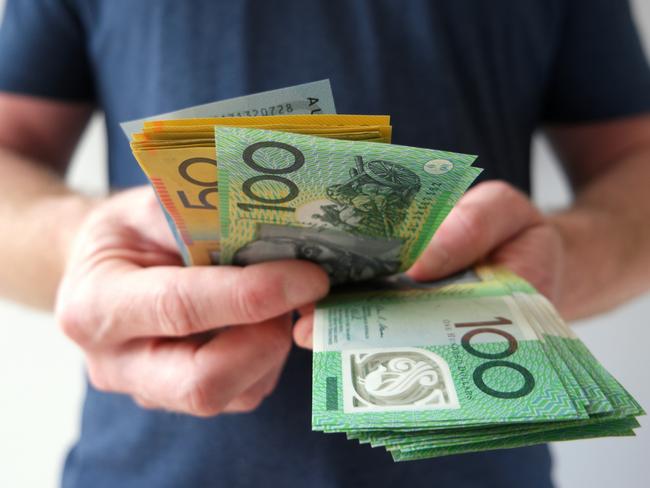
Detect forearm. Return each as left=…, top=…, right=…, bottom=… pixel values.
left=0, top=146, right=95, bottom=309
left=550, top=149, right=650, bottom=320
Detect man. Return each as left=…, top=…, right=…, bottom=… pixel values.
left=1, top=1, right=649, bottom=487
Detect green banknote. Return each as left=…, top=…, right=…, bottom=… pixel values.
left=216, top=127, right=481, bottom=283
left=311, top=269, right=643, bottom=461
left=311, top=283, right=581, bottom=430
left=390, top=417, right=639, bottom=461
left=484, top=268, right=644, bottom=418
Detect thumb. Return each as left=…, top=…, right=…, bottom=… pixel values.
left=408, top=181, right=542, bottom=281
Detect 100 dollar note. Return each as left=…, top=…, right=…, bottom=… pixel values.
left=313, top=269, right=642, bottom=461
left=311, top=282, right=581, bottom=430
left=216, top=127, right=481, bottom=282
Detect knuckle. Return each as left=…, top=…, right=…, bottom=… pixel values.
left=260, top=372, right=282, bottom=398
left=266, top=376, right=282, bottom=396
left=266, top=325, right=292, bottom=357
left=483, top=179, right=516, bottom=197
left=154, top=280, right=198, bottom=336
left=56, top=275, right=110, bottom=346
left=231, top=276, right=272, bottom=324
left=261, top=381, right=277, bottom=398
left=55, top=293, right=91, bottom=345
left=182, top=374, right=224, bottom=417
left=234, top=393, right=265, bottom=412
left=484, top=181, right=538, bottom=217
left=500, top=184, right=531, bottom=211
left=133, top=397, right=154, bottom=410
left=86, top=359, right=111, bottom=392
left=454, top=200, right=486, bottom=244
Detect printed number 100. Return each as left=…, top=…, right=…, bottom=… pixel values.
left=237, top=141, right=305, bottom=213
left=454, top=317, right=535, bottom=399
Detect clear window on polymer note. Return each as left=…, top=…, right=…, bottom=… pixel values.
left=232, top=223, right=403, bottom=284
left=343, top=347, right=460, bottom=412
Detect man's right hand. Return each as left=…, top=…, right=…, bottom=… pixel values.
left=55, top=186, right=330, bottom=416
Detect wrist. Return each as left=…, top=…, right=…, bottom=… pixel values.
left=44, top=194, right=101, bottom=273
left=28, top=193, right=100, bottom=304
left=547, top=207, right=626, bottom=319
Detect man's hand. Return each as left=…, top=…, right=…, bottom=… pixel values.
left=293, top=181, right=565, bottom=349
left=55, top=186, right=330, bottom=416
left=406, top=181, right=564, bottom=300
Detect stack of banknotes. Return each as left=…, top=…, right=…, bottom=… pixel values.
left=313, top=267, right=643, bottom=461
left=125, top=80, right=643, bottom=461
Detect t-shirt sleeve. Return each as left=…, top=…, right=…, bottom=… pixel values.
left=542, top=0, right=650, bottom=123
left=0, top=0, right=95, bottom=102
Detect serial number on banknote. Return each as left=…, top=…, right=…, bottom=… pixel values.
left=223, top=103, right=323, bottom=118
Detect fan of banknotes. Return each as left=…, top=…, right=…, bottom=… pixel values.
left=125, top=80, right=643, bottom=461
left=313, top=267, right=643, bottom=461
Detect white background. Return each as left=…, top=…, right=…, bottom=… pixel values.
left=0, top=1, right=649, bottom=487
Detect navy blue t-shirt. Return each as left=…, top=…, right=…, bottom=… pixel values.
left=1, top=1, right=649, bottom=487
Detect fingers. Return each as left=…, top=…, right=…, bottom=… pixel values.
left=133, top=365, right=283, bottom=414
left=293, top=313, right=315, bottom=350
left=58, top=259, right=329, bottom=346
left=132, top=358, right=285, bottom=414
left=222, top=366, right=284, bottom=413
left=89, top=315, right=293, bottom=416
left=104, top=186, right=181, bottom=255
left=490, top=224, right=565, bottom=302
left=296, top=303, right=315, bottom=317
left=407, top=181, right=543, bottom=282
left=292, top=303, right=317, bottom=349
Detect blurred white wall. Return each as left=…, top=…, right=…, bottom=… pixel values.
left=0, top=1, right=648, bottom=487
